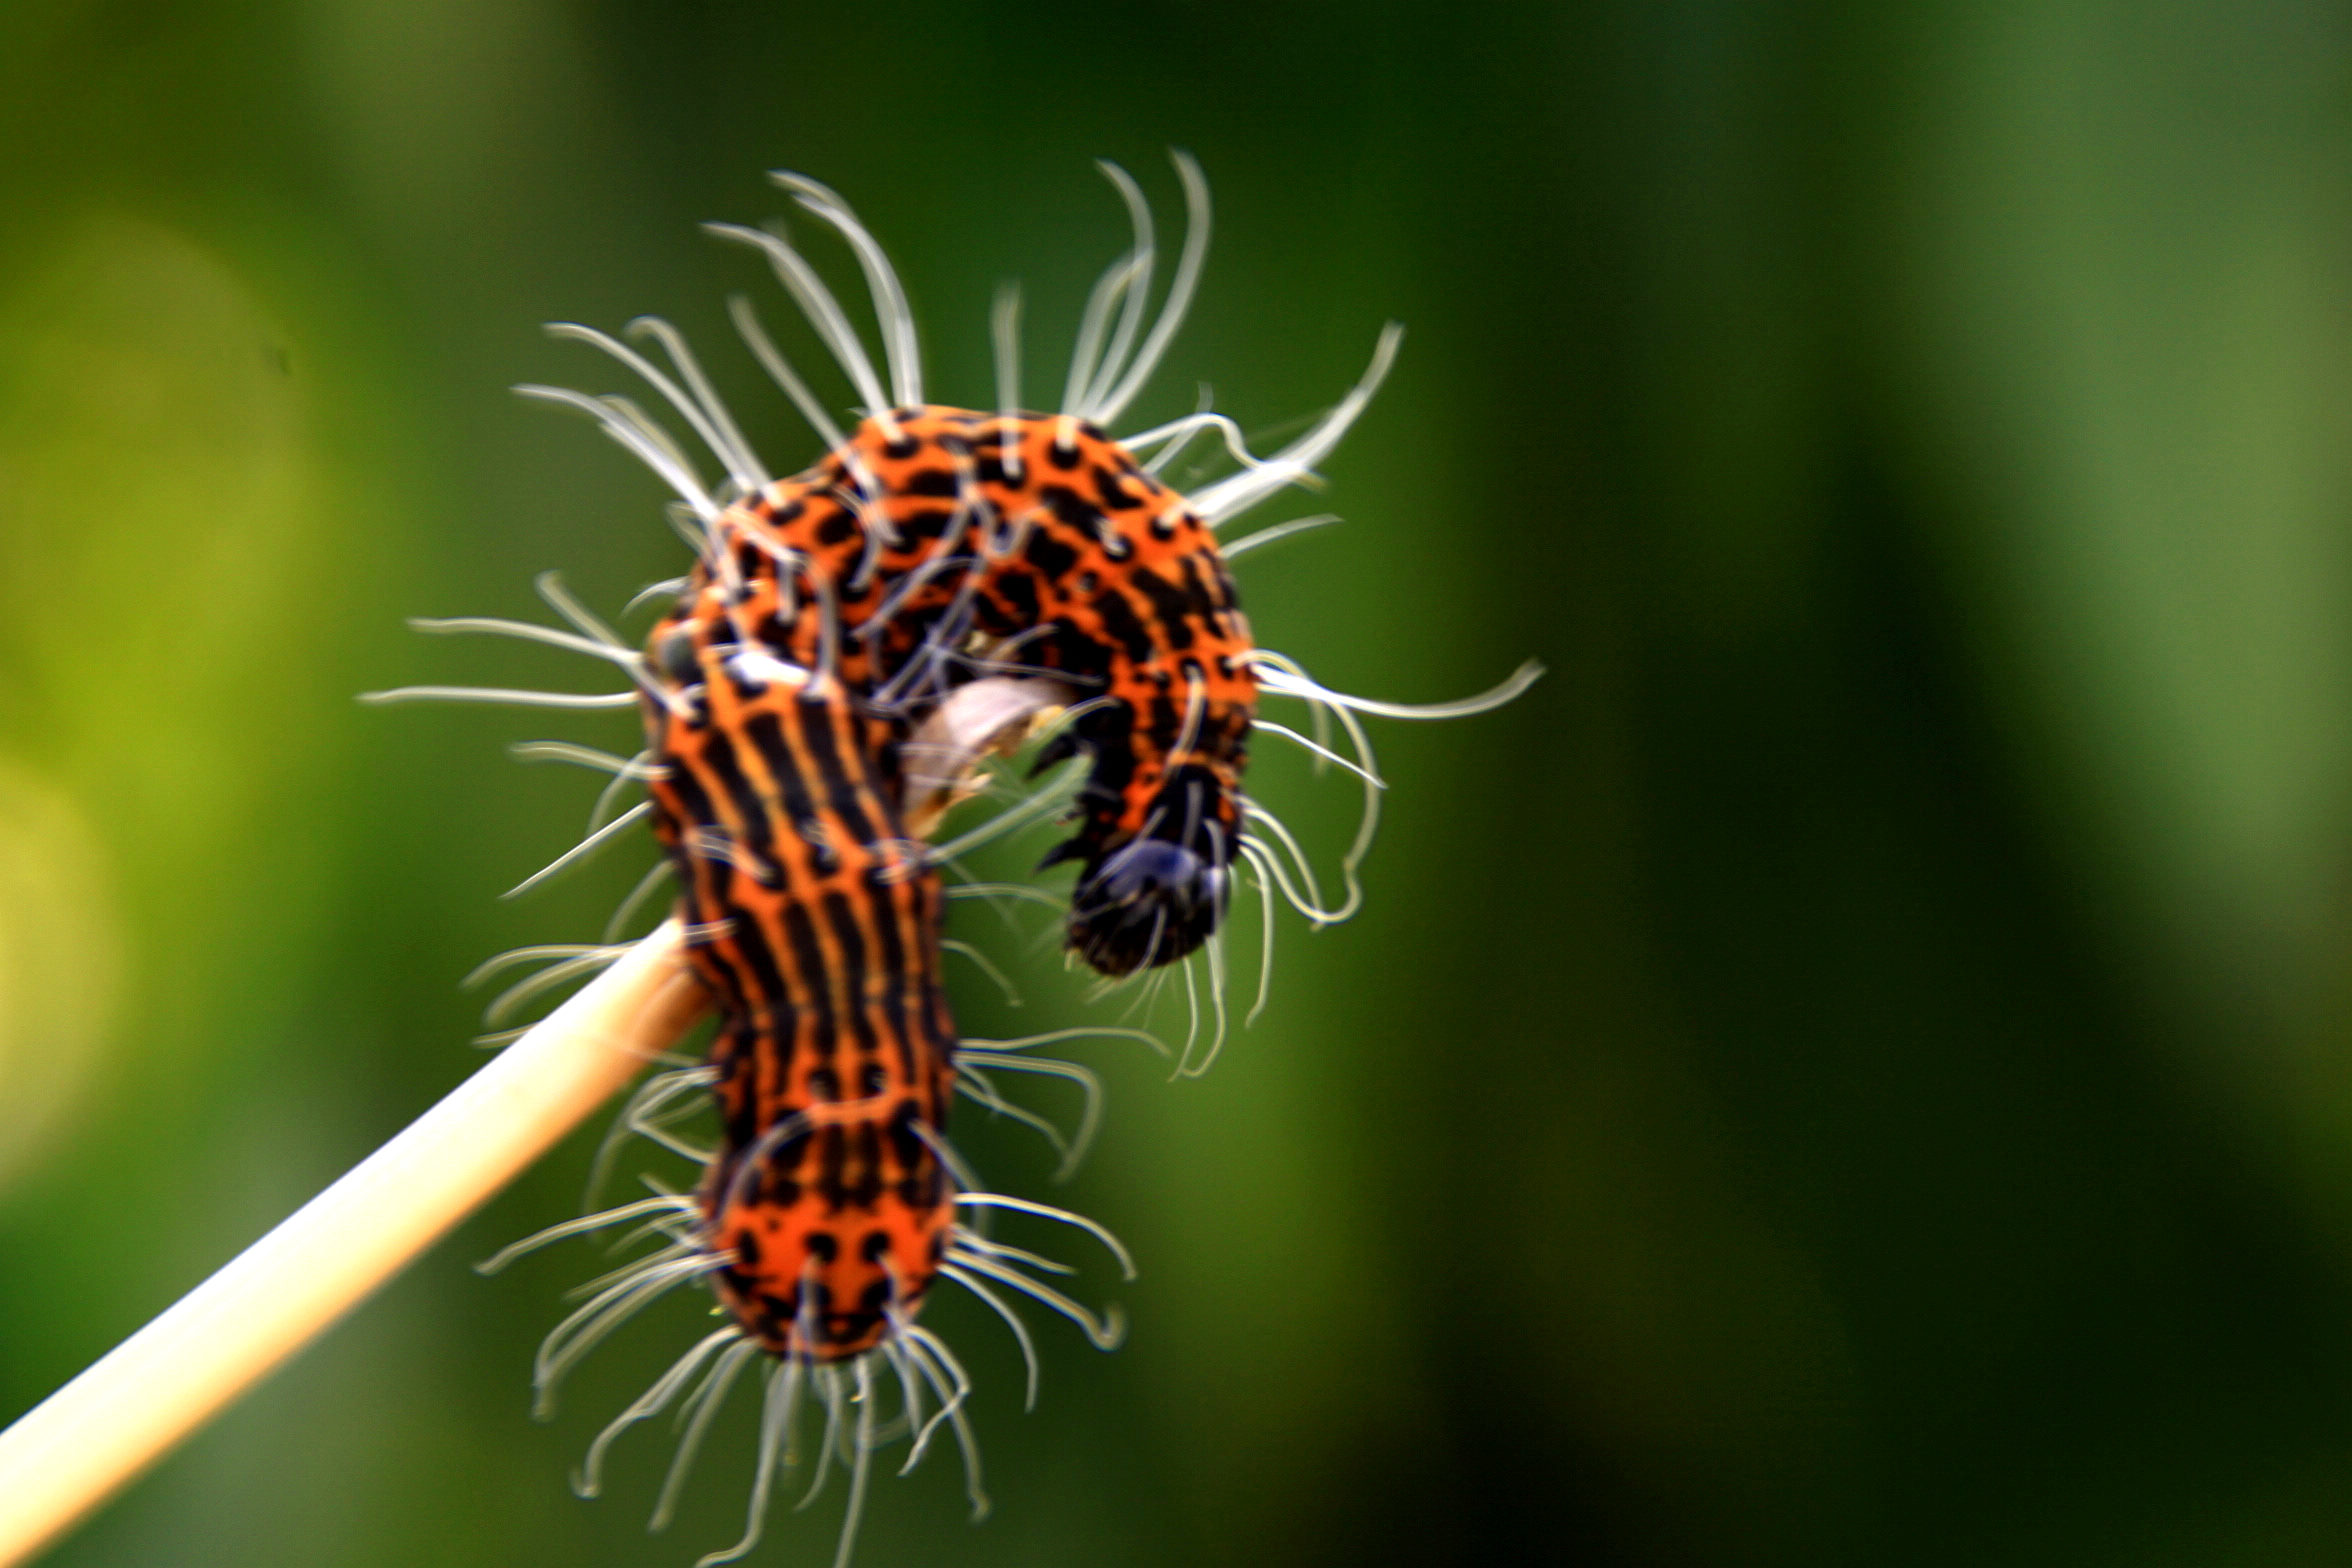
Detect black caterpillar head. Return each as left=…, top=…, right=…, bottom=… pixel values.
left=1054, top=766, right=1234, bottom=976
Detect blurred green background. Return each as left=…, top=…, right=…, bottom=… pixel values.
left=9, top=2, right=2352, bottom=1564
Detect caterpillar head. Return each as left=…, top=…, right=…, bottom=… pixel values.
left=917, top=678, right=1247, bottom=976
left=1058, top=765, right=1235, bottom=976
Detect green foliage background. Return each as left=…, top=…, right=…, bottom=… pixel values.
left=7, top=2, right=2352, bottom=1564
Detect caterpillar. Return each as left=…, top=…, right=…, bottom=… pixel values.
left=365, top=154, right=1540, bottom=1568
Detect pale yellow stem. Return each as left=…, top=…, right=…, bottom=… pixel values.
left=0, top=919, right=706, bottom=1567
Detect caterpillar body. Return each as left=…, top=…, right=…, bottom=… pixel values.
left=367, top=153, right=1541, bottom=1568
left=472, top=634, right=1129, bottom=1568
left=642, top=613, right=954, bottom=1360
left=659, top=403, right=1256, bottom=978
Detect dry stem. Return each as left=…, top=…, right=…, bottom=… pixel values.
left=0, top=920, right=704, bottom=1566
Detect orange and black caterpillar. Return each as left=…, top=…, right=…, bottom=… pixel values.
left=368, top=154, right=1538, bottom=1568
